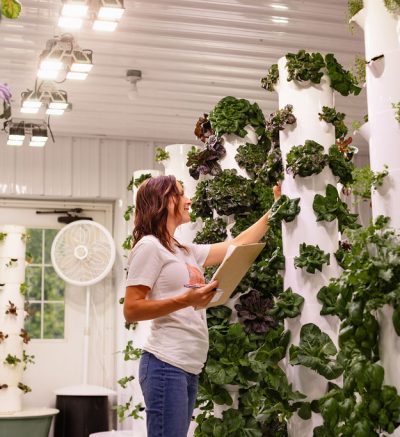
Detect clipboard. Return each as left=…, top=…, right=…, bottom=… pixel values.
left=200, top=242, right=265, bottom=309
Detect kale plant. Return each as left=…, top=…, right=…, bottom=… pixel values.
left=207, top=169, right=256, bottom=216
left=328, top=144, right=355, bottom=187
left=194, top=217, right=227, bottom=244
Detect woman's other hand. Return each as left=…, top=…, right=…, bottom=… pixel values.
left=273, top=183, right=281, bottom=202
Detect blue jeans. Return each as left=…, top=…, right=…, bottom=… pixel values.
left=139, top=351, right=199, bottom=437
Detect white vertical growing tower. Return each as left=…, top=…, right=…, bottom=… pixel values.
left=276, top=57, right=341, bottom=435
left=0, top=226, right=27, bottom=413
left=352, top=0, right=400, bottom=395
left=163, top=144, right=200, bottom=245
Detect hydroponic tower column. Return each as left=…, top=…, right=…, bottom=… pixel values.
left=277, top=57, right=341, bottom=436
left=352, top=0, right=400, bottom=395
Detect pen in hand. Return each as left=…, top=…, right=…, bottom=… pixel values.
left=184, top=284, right=222, bottom=292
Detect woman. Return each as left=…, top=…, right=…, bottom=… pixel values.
left=124, top=175, right=280, bottom=437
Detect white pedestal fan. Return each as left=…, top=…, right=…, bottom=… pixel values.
left=51, top=220, right=116, bottom=396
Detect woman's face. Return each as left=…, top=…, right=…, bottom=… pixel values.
left=168, top=181, right=191, bottom=226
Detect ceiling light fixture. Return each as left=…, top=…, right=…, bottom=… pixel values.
left=37, top=34, right=93, bottom=81
left=21, top=85, right=71, bottom=116
left=126, top=69, right=142, bottom=100
left=58, top=0, right=124, bottom=32
left=5, top=120, right=49, bottom=148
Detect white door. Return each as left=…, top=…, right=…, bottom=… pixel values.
left=0, top=199, right=116, bottom=433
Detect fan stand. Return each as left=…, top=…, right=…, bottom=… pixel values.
left=54, top=286, right=115, bottom=396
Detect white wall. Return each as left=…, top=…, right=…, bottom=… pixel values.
left=0, top=134, right=162, bottom=432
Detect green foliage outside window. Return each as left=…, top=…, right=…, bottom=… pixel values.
left=24, top=228, right=65, bottom=339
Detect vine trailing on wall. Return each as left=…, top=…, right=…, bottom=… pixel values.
left=189, top=98, right=308, bottom=436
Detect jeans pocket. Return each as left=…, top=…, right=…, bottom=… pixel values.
left=139, top=351, right=150, bottom=385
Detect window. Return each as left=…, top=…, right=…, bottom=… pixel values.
left=25, top=228, right=65, bottom=339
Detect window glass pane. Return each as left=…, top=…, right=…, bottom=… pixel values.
left=44, top=229, right=58, bottom=265
left=25, top=303, right=41, bottom=339
left=43, top=303, right=64, bottom=339
left=44, top=266, right=64, bottom=301
left=26, top=229, right=42, bottom=264
left=25, top=266, right=42, bottom=300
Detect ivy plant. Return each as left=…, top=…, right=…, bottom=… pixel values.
left=186, top=136, right=226, bottom=180
left=194, top=218, right=227, bottom=244
left=209, top=96, right=266, bottom=138
left=294, top=243, right=330, bottom=274
left=289, top=323, right=343, bottom=380
left=286, top=140, right=329, bottom=178
left=154, top=147, right=169, bottom=163
left=313, top=184, right=360, bottom=232
left=328, top=144, right=355, bottom=187
left=318, top=106, right=348, bottom=139
left=261, top=64, right=279, bottom=92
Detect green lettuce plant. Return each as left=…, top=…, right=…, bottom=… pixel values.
left=286, top=50, right=326, bottom=84
left=265, top=104, right=297, bottom=147
left=1, top=0, right=21, bottom=19
left=384, top=0, right=400, bottom=13
left=350, top=165, right=388, bottom=199
left=392, top=102, right=400, bottom=123
left=289, top=323, right=343, bottom=380
left=154, top=147, right=169, bottom=163
left=261, top=64, right=279, bottom=92
left=268, top=195, right=301, bottom=225
left=286, top=140, right=329, bottom=178
left=294, top=243, right=330, bottom=274
left=318, top=106, right=348, bottom=139
left=325, top=53, right=361, bottom=97
left=313, top=184, right=360, bottom=232
left=209, top=96, right=266, bottom=138
left=191, top=180, right=213, bottom=220
left=328, top=144, right=355, bottom=187
left=267, top=288, right=304, bottom=320
left=235, top=141, right=270, bottom=178
left=347, top=0, right=364, bottom=19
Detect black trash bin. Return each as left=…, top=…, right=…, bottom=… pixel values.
left=54, top=395, right=109, bottom=437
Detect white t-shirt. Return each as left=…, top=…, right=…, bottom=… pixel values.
left=126, top=235, right=211, bottom=375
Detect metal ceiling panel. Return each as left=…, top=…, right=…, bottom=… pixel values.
left=0, top=0, right=366, bottom=145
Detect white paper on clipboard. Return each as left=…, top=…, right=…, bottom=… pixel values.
left=197, top=242, right=265, bottom=310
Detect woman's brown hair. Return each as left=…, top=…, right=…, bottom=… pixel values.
left=132, top=175, right=188, bottom=253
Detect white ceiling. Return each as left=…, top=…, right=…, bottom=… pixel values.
left=0, top=0, right=367, bottom=145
